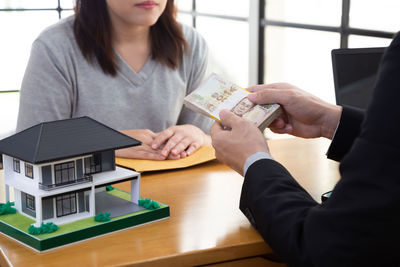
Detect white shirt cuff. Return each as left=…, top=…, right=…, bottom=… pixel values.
left=243, top=152, right=274, bottom=176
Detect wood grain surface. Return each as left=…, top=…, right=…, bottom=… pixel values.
left=0, top=137, right=339, bottom=266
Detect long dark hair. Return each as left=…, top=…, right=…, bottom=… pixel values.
left=73, top=0, right=188, bottom=76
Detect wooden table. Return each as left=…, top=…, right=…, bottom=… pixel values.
left=0, top=137, right=340, bottom=266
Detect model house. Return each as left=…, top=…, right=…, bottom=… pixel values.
left=0, top=117, right=142, bottom=227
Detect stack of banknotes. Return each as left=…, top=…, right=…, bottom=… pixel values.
left=184, top=73, right=282, bottom=131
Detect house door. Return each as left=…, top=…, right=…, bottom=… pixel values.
left=54, top=161, right=75, bottom=185
left=56, top=193, right=77, bottom=217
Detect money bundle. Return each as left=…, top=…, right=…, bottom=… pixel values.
left=184, top=73, right=282, bottom=131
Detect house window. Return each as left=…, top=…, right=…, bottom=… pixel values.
left=84, top=154, right=101, bottom=174
left=13, top=158, right=20, bottom=173
left=54, top=161, right=75, bottom=185
left=26, top=194, right=35, bottom=211
left=56, top=193, right=77, bottom=217
left=25, top=163, right=33, bottom=178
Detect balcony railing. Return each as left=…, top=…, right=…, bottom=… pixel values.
left=39, top=175, right=93, bottom=191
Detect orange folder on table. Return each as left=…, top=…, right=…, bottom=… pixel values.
left=116, top=146, right=216, bottom=172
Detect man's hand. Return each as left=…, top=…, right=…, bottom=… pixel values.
left=210, top=110, right=269, bottom=175
left=247, top=83, right=342, bottom=139
left=151, top=125, right=211, bottom=159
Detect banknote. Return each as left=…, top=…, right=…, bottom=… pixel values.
left=184, top=73, right=282, bottom=131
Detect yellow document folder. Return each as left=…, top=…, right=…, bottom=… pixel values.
left=116, top=146, right=216, bottom=172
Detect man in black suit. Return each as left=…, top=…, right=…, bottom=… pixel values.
left=210, top=33, right=400, bottom=266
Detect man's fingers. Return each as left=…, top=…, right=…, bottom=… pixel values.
left=269, top=117, right=286, bottom=129
left=219, top=110, right=239, bottom=128
left=210, top=121, right=224, bottom=137
left=248, top=88, right=290, bottom=106
left=247, top=84, right=276, bottom=92
left=270, top=124, right=293, bottom=134
left=247, top=83, right=293, bottom=92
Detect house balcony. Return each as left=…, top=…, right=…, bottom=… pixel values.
left=39, top=175, right=93, bottom=191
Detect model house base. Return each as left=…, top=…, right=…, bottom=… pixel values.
left=0, top=187, right=170, bottom=252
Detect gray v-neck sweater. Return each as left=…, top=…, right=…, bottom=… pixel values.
left=17, top=16, right=212, bottom=134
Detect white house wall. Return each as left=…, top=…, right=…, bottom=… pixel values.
left=3, top=155, right=91, bottom=198
left=3, top=155, right=39, bottom=199
left=3, top=155, right=22, bottom=188
left=3, top=155, right=15, bottom=184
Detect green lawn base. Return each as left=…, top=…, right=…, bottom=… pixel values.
left=0, top=192, right=169, bottom=252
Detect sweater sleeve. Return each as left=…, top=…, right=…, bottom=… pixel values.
left=17, top=39, right=73, bottom=132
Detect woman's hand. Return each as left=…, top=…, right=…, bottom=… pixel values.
left=116, top=129, right=166, bottom=160
left=151, top=125, right=211, bottom=159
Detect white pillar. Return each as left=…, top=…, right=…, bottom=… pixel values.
left=89, top=185, right=95, bottom=216
left=34, top=196, right=42, bottom=227
left=130, top=174, right=140, bottom=204
left=5, top=184, right=10, bottom=202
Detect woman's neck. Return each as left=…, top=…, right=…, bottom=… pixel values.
left=109, top=15, right=151, bottom=72
left=110, top=15, right=150, bottom=46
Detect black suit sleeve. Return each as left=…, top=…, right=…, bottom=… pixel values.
left=240, top=33, right=400, bottom=267
left=326, top=105, right=364, bottom=161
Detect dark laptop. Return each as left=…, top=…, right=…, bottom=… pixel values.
left=331, top=47, right=386, bottom=109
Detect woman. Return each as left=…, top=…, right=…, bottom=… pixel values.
left=17, top=0, right=212, bottom=160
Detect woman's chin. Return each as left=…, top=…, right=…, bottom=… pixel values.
left=126, top=14, right=162, bottom=27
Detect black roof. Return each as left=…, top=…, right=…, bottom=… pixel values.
left=0, top=117, right=141, bottom=164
